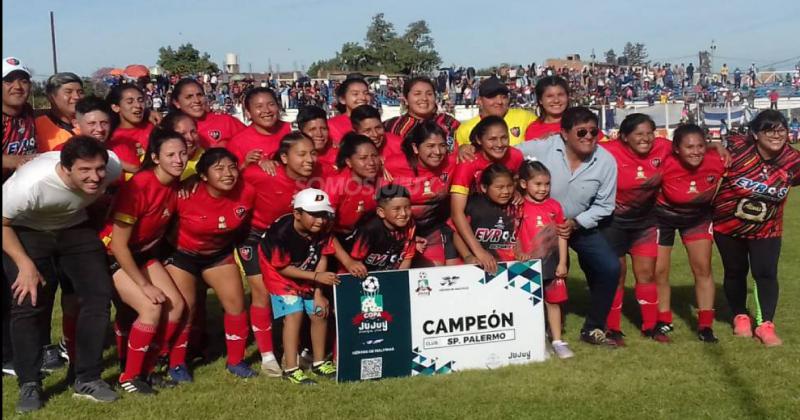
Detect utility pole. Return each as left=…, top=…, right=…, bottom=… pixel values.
left=50, top=11, right=58, bottom=73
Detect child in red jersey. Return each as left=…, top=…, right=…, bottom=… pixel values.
left=344, top=185, right=416, bottom=274
left=170, top=78, right=245, bottom=148
left=328, top=77, right=370, bottom=146
left=450, top=164, right=518, bottom=274
left=259, top=188, right=340, bottom=385
left=102, top=129, right=188, bottom=394
left=654, top=124, right=725, bottom=343
left=163, top=148, right=259, bottom=379
left=515, top=160, right=572, bottom=359
left=227, top=87, right=291, bottom=168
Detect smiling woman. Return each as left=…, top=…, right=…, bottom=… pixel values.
left=170, top=78, right=245, bottom=149
left=226, top=87, right=290, bottom=167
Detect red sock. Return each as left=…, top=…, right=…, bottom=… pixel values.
left=120, top=321, right=156, bottom=383
left=143, top=320, right=179, bottom=374
left=606, top=287, right=624, bottom=331
left=224, top=312, right=249, bottom=365
left=169, top=325, right=191, bottom=368
left=114, top=318, right=131, bottom=362
left=658, top=311, right=673, bottom=324
left=635, top=283, right=659, bottom=331
left=698, top=309, right=715, bottom=329
left=62, top=312, right=78, bottom=363
left=250, top=305, right=273, bottom=353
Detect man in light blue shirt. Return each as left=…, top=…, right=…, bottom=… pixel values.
left=517, top=107, right=621, bottom=346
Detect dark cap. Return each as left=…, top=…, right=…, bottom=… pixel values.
left=479, top=76, right=509, bottom=98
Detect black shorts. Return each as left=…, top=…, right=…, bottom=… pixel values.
left=656, top=218, right=713, bottom=247
left=108, top=247, right=163, bottom=275
left=236, top=228, right=264, bottom=277
left=600, top=221, right=658, bottom=258
left=163, top=248, right=236, bottom=278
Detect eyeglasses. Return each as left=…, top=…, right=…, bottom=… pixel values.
left=575, top=128, right=600, bottom=138
left=761, top=128, right=788, bottom=137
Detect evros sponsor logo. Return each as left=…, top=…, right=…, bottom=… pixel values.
left=735, top=177, right=789, bottom=199
left=422, top=311, right=514, bottom=335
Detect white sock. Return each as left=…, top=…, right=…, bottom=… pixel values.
left=261, top=352, right=276, bottom=362
left=552, top=340, right=565, bottom=345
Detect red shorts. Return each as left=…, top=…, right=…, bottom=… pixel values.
left=544, top=277, right=568, bottom=304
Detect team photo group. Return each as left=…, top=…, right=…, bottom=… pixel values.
left=2, top=55, right=799, bottom=414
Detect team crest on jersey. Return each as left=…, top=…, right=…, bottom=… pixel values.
left=440, top=172, right=449, bottom=182
left=650, top=158, right=662, bottom=168
left=234, top=206, right=247, bottom=219
left=209, top=130, right=221, bottom=140
left=706, top=175, right=716, bottom=183
left=511, top=127, right=521, bottom=138
left=239, top=246, right=253, bottom=261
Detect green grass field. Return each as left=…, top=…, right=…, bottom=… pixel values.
left=4, top=197, right=799, bottom=420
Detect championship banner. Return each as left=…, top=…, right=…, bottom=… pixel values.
left=335, top=261, right=546, bottom=382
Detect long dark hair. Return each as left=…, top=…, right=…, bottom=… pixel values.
left=402, top=120, right=447, bottom=176
left=272, top=131, right=312, bottom=163
left=336, top=132, right=376, bottom=169
left=469, top=115, right=507, bottom=148
left=169, top=78, right=204, bottom=112
left=534, top=76, right=570, bottom=117
left=335, top=77, right=369, bottom=114
left=142, top=128, right=186, bottom=169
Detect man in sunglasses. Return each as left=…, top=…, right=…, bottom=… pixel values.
left=517, top=106, right=620, bottom=347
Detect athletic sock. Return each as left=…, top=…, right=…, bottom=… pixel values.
left=120, top=321, right=156, bottom=383
left=636, top=283, right=659, bottom=331
left=250, top=305, right=274, bottom=353
left=114, top=317, right=131, bottom=362
left=657, top=311, right=673, bottom=324
left=143, top=320, right=179, bottom=374
left=169, top=324, right=191, bottom=368
left=606, top=287, right=624, bottom=331
left=62, top=312, right=78, bottom=363
left=698, top=309, right=715, bottom=329
left=224, top=312, right=249, bottom=366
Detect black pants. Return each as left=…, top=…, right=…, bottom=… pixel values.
left=714, top=232, right=781, bottom=324
left=569, top=228, right=621, bottom=331
left=2, top=271, right=11, bottom=363
left=3, top=224, right=112, bottom=385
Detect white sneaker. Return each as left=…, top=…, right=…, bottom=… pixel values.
left=552, top=340, right=575, bottom=359
left=261, top=359, right=282, bottom=377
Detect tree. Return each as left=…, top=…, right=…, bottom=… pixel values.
left=605, top=49, right=617, bottom=65
left=157, top=43, right=220, bottom=75
left=622, top=42, right=649, bottom=66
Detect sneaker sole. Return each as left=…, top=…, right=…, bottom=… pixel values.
left=72, top=393, right=117, bottom=403
left=2, top=368, right=17, bottom=376
left=261, top=370, right=283, bottom=378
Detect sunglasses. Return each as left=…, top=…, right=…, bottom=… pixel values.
left=575, top=128, right=600, bottom=138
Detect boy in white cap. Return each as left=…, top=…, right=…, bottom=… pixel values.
left=258, top=188, right=340, bottom=385
left=3, top=56, right=37, bottom=180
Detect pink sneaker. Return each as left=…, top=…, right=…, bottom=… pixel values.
left=754, top=322, right=782, bottom=347
left=733, top=314, right=752, bottom=337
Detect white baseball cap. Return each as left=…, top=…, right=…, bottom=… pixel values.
left=293, top=188, right=335, bottom=214
left=2, top=57, right=31, bottom=79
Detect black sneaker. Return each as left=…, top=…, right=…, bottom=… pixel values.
left=58, top=337, right=70, bottom=361
left=655, top=321, right=674, bottom=335
left=580, top=328, right=616, bottom=347
left=605, top=330, right=626, bottom=347
left=2, top=360, right=16, bottom=377
left=148, top=372, right=178, bottom=389
left=73, top=379, right=119, bottom=403
left=16, top=382, right=43, bottom=413
left=42, top=344, right=66, bottom=373
left=643, top=328, right=671, bottom=343
left=120, top=377, right=157, bottom=395
left=697, top=327, right=719, bottom=343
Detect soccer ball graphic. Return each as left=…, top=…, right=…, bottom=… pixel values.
left=362, top=276, right=380, bottom=296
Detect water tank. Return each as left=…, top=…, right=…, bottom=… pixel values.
left=225, top=53, right=239, bottom=74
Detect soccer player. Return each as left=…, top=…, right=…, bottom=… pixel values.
left=160, top=111, right=204, bottom=180
left=35, top=73, right=84, bottom=152
left=2, top=56, right=37, bottom=181
left=165, top=148, right=258, bottom=378
left=169, top=78, right=245, bottom=148
left=383, top=76, right=460, bottom=152
left=227, top=87, right=290, bottom=167
left=3, top=136, right=122, bottom=412
left=524, top=76, right=606, bottom=142
left=654, top=124, right=724, bottom=343
left=259, top=188, right=340, bottom=385
left=350, top=105, right=403, bottom=158
left=713, top=110, right=800, bottom=347
left=107, top=84, right=154, bottom=166
left=296, top=105, right=337, bottom=176
left=328, top=76, right=370, bottom=146
left=102, top=129, right=188, bottom=394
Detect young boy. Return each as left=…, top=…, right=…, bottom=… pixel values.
left=345, top=185, right=417, bottom=274
left=259, top=188, right=340, bottom=385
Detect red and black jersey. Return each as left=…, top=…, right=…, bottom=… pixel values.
left=349, top=216, right=416, bottom=272
left=109, top=123, right=154, bottom=162
left=100, top=170, right=177, bottom=253
left=196, top=113, right=246, bottom=149
left=259, top=213, right=334, bottom=296
left=383, top=113, right=460, bottom=153
left=327, top=114, right=352, bottom=147
left=602, top=138, right=670, bottom=228
left=713, top=136, right=800, bottom=239
left=459, top=194, right=519, bottom=262
left=516, top=197, right=565, bottom=278
left=226, top=122, right=291, bottom=163
left=2, top=106, right=36, bottom=181
left=242, top=164, right=309, bottom=231
left=323, top=169, right=380, bottom=234
left=384, top=153, right=456, bottom=235
left=173, top=181, right=255, bottom=255
left=655, top=150, right=724, bottom=228
left=449, top=148, right=524, bottom=195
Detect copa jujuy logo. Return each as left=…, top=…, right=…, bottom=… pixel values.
left=353, top=276, right=393, bottom=333
left=415, top=272, right=432, bottom=296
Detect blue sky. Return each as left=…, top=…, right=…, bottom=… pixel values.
left=3, top=0, right=798, bottom=79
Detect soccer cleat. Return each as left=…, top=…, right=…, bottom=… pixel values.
left=168, top=364, right=193, bottom=383
left=73, top=379, right=119, bottom=403
left=58, top=337, right=69, bottom=361
left=119, top=377, right=156, bottom=395
left=261, top=359, right=283, bottom=378
left=2, top=360, right=16, bottom=377
left=226, top=361, right=257, bottom=378
left=580, top=329, right=615, bottom=347
left=147, top=372, right=178, bottom=389
left=655, top=322, right=674, bottom=335
left=733, top=314, right=753, bottom=337
left=697, top=328, right=719, bottom=343
left=16, top=382, right=44, bottom=413
left=311, top=361, right=337, bottom=379
left=551, top=341, right=575, bottom=359
left=643, top=328, right=671, bottom=343
left=754, top=322, right=782, bottom=347
left=41, top=344, right=66, bottom=373
left=605, top=330, right=626, bottom=347
left=284, top=368, right=316, bottom=385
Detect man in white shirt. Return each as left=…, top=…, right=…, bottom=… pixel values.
left=3, top=136, right=121, bottom=412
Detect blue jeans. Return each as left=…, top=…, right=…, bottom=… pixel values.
left=569, top=228, right=620, bottom=331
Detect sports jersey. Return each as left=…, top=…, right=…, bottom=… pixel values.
left=103, top=139, right=141, bottom=170
left=100, top=169, right=177, bottom=253
left=3, top=106, right=36, bottom=180
left=655, top=149, right=724, bottom=228
left=450, top=148, right=524, bottom=195
left=315, top=145, right=338, bottom=175
left=259, top=213, right=334, bottom=296
left=323, top=169, right=380, bottom=234
left=226, top=121, right=291, bottom=163
left=601, top=138, right=670, bottom=228
left=383, top=112, right=460, bottom=153
left=327, top=114, right=352, bottom=147
left=173, top=181, right=255, bottom=255
left=109, top=123, right=154, bottom=161
left=35, top=114, right=78, bottom=152
left=460, top=194, right=519, bottom=261
left=195, top=113, right=246, bottom=149
left=378, top=132, right=403, bottom=159
left=242, top=164, right=308, bottom=230
left=516, top=198, right=565, bottom=278
left=349, top=216, right=416, bottom=272
left=455, top=108, right=537, bottom=146
left=713, top=136, right=800, bottom=239
left=384, top=153, right=456, bottom=235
